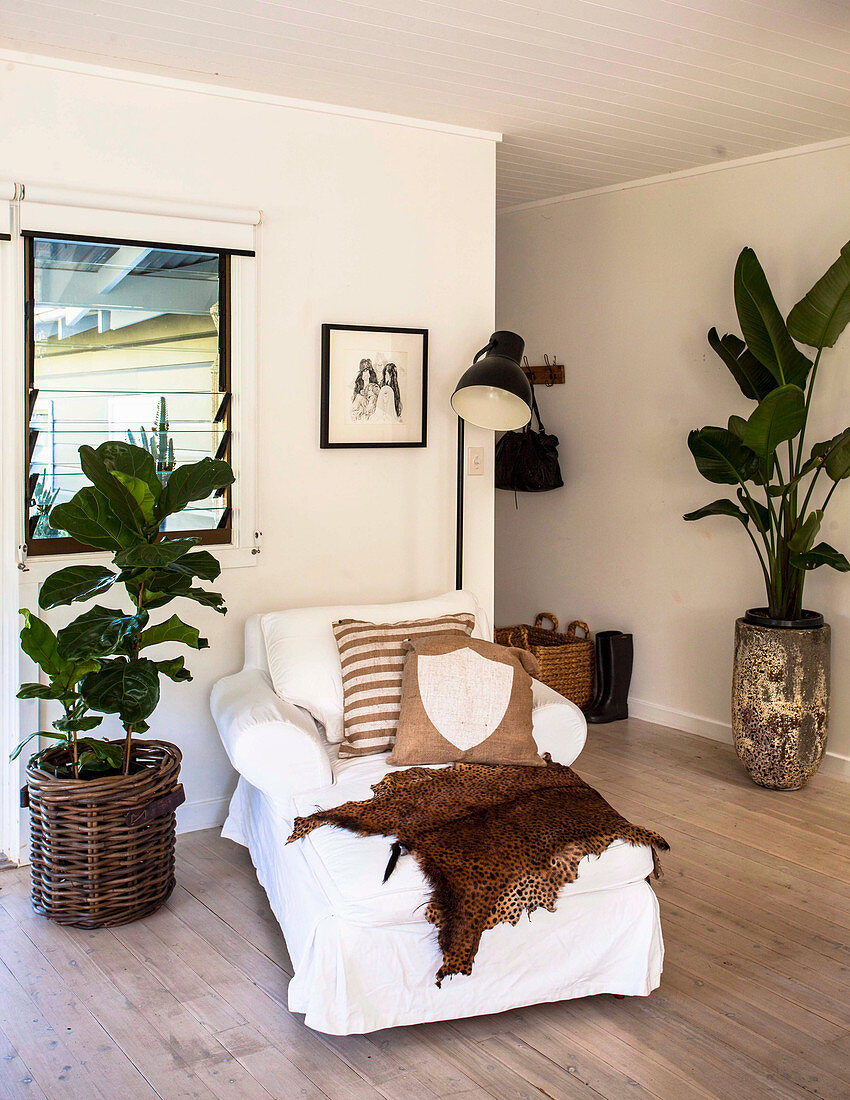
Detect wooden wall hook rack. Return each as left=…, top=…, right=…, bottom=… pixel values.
left=522, top=354, right=564, bottom=386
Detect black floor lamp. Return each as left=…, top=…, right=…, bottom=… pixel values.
left=451, top=331, right=533, bottom=590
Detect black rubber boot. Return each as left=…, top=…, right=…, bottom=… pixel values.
left=585, top=630, right=622, bottom=713
left=585, top=632, right=633, bottom=724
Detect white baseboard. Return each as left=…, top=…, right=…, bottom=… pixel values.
left=629, top=697, right=850, bottom=782
left=176, top=795, right=230, bottom=834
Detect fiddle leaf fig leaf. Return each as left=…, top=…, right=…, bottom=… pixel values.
left=81, top=658, right=161, bottom=727
left=93, top=440, right=161, bottom=498
left=788, top=510, right=823, bottom=554
left=734, top=247, right=812, bottom=387
left=56, top=606, right=149, bottom=661
left=687, top=427, right=760, bottom=485
left=182, top=587, right=227, bottom=615
left=787, top=240, right=850, bottom=349
left=167, top=550, right=221, bottom=581
left=138, top=614, right=209, bottom=651
left=19, top=610, right=62, bottom=675
left=113, top=538, right=199, bottom=570
left=742, top=384, right=806, bottom=463
left=51, top=487, right=137, bottom=551
left=708, top=328, right=777, bottom=401
left=157, top=457, right=234, bottom=520
left=38, top=565, right=117, bottom=610
left=155, top=656, right=193, bottom=682
left=791, top=542, right=850, bottom=572
left=79, top=445, right=150, bottom=534
left=16, top=682, right=63, bottom=700
left=111, top=473, right=157, bottom=525
left=683, top=499, right=749, bottom=525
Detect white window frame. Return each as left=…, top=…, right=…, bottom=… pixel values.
left=0, top=188, right=261, bottom=862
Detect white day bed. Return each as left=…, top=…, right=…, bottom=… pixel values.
left=211, top=590, right=663, bottom=1035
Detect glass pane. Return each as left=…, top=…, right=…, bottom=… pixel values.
left=29, top=237, right=228, bottom=543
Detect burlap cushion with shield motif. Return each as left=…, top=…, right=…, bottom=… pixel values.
left=388, top=635, right=543, bottom=767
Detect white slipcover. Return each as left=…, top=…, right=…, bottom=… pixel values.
left=211, top=591, right=664, bottom=1034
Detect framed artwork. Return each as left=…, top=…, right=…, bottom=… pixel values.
left=320, top=324, right=428, bottom=448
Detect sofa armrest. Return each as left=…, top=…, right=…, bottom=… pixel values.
left=211, top=667, right=333, bottom=802
left=532, top=678, right=587, bottom=766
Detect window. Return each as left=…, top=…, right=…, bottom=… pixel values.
left=24, top=233, right=232, bottom=554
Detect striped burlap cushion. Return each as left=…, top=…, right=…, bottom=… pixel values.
left=333, top=613, right=476, bottom=758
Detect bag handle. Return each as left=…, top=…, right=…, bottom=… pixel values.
left=527, top=386, right=546, bottom=434
left=534, top=612, right=559, bottom=632
left=566, top=621, right=590, bottom=639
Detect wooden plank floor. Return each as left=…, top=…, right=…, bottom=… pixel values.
left=1, top=719, right=848, bottom=1100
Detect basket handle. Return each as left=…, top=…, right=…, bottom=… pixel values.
left=533, top=612, right=559, bottom=632
left=125, top=783, right=185, bottom=827
left=566, top=620, right=590, bottom=639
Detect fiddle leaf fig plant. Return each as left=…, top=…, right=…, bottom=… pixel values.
left=16, top=442, right=234, bottom=778
left=686, top=242, right=850, bottom=620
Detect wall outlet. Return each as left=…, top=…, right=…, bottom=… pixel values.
left=467, top=446, right=485, bottom=476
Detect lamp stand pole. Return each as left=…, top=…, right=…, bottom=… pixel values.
left=455, top=414, right=465, bottom=590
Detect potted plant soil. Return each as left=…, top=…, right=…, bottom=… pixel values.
left=686, top=241, right=850, bottom=789
left=14, top=441, right=234, bottom=925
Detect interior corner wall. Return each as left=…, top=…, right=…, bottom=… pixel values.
left=495, top=143, right=850, bottom=776
left=1, top=57, right=496, bottom=832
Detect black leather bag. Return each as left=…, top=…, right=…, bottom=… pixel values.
left=495, top=389, right=563, bottom=493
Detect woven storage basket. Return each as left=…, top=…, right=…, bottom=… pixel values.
left=26, top=740, right=184, bottom=928
left=496, top=613, right=594, bottom=708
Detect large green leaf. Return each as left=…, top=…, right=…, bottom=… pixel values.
left=182, top=587, right=227, bottom=615
left=736, top=489, right=770, bottom=532
left=788, top=510, right=823, bottom=554
left=94, top=440, right=161, bottom=498
left=742, top=384, right=806, bottom=463
left=113, top=539, right=199, bottom=570
left=81, top=658, right=161, bottom=726
left=157, top=457, right=234, bottom=520
left=79, top=445, right=150, bottom=534
left=57, top=605, right=148, bottom=661
left=112, top=472, right=157, bottom=525
left=683, top=499, right=749, bottom=524
left=708, top=328, right=777, bottom=400
left=17, top=682, right=63, bottom=700
left=51, top=487, right=137, bottom=551
left=19, top=609, right=62, bottom=675
left=138, top=613, right=209, bottom=651
left=824, top=428, right=850, bottom=481
left=733, top=248, right=812, bottom=388
left=54, top=714, right=103, bottom=733
left=38, top=565, right=116, bottom=610
left=167, top=550, right=221, bottom=581
left=687, top=427, right=760, bottom=485
left=123, top=570, right=192, bottom=611
left=791, top=541, right=850, bottom=572
left=727, top=415, right=747, bottom=440
left=787, top=240, right=850, bottom=349
left=155, top=656, right=193, bottom=682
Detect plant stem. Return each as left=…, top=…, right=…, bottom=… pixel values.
left=795, top=347, right=822, bottom=472
left=122, top=727, right=133, bottom=775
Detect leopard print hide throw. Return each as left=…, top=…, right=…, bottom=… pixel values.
left=287, top=760, right=669, bottom=985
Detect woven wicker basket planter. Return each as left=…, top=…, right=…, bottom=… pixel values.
left=26, top=740, right=184, bottom=928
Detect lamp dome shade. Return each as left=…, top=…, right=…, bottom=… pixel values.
left=451, top=330, right=533, bottom=431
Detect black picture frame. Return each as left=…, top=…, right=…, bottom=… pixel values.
left=320, top=323, right=428, bottom=448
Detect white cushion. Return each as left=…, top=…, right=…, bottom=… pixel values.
left=261, top=590, right=489, bottom=743
left=289, top=763, right=653, bottom=928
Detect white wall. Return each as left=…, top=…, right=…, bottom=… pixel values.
left=1, top=55, right=497, bottom=833
left=496, top=143, right=850, bottom=778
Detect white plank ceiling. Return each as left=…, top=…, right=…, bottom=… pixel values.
left=2, top=0, right=849, bottom=208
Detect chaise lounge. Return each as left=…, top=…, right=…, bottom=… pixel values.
left=211, top=590, right=663, bottom=1035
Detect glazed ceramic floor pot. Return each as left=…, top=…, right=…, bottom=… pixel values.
left=732, top=610, right=830, bottom=790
